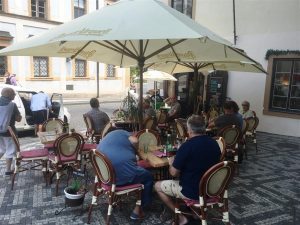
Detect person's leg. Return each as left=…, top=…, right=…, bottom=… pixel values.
left=130, top=168, right=153, bottom=217
left=2, top=137, right=16, bottom=174
left=155, top=180, right=188, bottom=225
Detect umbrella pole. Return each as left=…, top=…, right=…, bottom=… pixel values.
left=154, top=81, right=157, bottom=110
left=138, top=60, right=144, bottom=130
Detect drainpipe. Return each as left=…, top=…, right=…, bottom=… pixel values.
left=233, top=0, right=237, bottom=45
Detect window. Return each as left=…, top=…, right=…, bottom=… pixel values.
left=75, top=59, right=86, bottom=77
left=0, top=47, right=7, bottom=77
left=74, top=0, right=85, bottom=18
left=171, top=0, right=193, bottom=18
left=269, top=59, right=300, bottom=113
left=106, top=64, right=115, bottom=77
left=33, top=57, right=49, bottom=77
left=31, top=0, right=46, bottom=18
left=0, top=0, right=3, bottom=11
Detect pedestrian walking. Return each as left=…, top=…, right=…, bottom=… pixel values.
left=0, top=87, right=22, bottom=175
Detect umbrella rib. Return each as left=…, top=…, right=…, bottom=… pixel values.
left=114, top=40, right=138, bottom=58
left=129, top=40, right=139, bottom=55
left=94, top=41, right=137, bottom=59
left=70, top=41, right=92, bottom=59
left=166, top=39, right=180, bottom=61
left=145, top=39, right=186, bottom=60
left=142, top=40, right=149, bottom=56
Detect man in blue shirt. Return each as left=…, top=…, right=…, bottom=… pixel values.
left=97, top=129, right=153, bottom=220
left=30, top=91, right=51, bottom=135
left=155, top=115, right=220, bottom=225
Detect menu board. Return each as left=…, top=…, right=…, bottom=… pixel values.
left=206, top=71, right=228, bottom=110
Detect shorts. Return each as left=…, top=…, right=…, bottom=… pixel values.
left=32, top=110, right=48, bottom=125
left=0, top=136, right=16, bottom=158
left=160, top=180, right=187, bottom=199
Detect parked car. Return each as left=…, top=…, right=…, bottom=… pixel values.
left=0, top=84, right=71, bottom=132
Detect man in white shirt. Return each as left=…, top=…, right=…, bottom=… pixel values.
left=30, top=91, right=51, bottom=135
left=241, top=101, right=255, bottom=119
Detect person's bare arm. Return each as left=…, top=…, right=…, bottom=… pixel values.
left=129, top=135, right=139, bottom=155
left=168, top=156, right=180, bottom=177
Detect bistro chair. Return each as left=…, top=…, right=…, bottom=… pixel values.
left=42, top=118, right=64, bottom=134
left=174, top=118, right=188, bottom=143
left=8, top=126, right=49, bottom=190
left=101, top=121, right=113, bottom=139
left=174, top=161, right=235, bottom=225
left=87, top=150, right=144, bottom=225
left=143, top=117, right=156, bottom=130
left=214, top=136, right=226, bottom=161
left=217, top=125, right=241, bottom=174
left=48, top=132, right=84, bottom=196
left=136, top=129, right=161, bottom=150
left=245, top=116, right=259, bottom=153
left=83, top=114, right=101, bottom=144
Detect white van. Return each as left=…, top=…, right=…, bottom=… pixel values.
left=0, top=84, right=71, bottom=132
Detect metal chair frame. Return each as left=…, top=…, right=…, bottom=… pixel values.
left=87, top=150, right=143, bottom=225
left=174, top=161, right=235, bottom=225
left=49, top=132, right=84, bottom=196
left=8, top=126, right=49, bottom=190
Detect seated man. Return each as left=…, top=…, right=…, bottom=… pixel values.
left=164, top=96, right=181, bottom=121
left=97, top=129, right=153, bottom=220
left=155, top=115, right=220, bottom=225
left=241, top=100, right=255, bottom=119
left=208, top=100, right=241, bottom=131
left=143, top=99, right=156, bottom=120
left=85, top=98, right=110, bottom=134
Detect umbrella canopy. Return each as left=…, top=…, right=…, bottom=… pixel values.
left=0, top=0, right=262, bottom=128
left=142, top=70, right=177, bottom=81
left=149, top=60, right=266, bottom=74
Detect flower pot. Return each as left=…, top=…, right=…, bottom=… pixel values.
left=64, top=187, right=85, bottom=207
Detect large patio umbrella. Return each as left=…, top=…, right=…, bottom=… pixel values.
left=0, top=0, right=262, bottom=128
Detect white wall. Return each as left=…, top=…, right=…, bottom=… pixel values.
left=195, top=0, right=300, bottom=137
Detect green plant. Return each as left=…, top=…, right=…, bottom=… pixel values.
left=122, top=92, right=138, bottom=120
left=68, top=179, right=86, bottom=195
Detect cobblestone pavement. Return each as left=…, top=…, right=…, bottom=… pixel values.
left=0, top=132, right=299, bottom=225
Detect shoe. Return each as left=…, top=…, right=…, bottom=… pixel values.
left=130, top=212, right=144, bottom=220
left=5, top=171, right=13, bottom=176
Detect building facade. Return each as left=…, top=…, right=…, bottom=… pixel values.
left=0, top=0, right=130, bottom=97
left=167, top=0, right=300, bottom=137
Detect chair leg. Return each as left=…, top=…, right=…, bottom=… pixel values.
left=106, top=191, right=115, bottom=225
left=222, top=190, right=231, bottom=225
left=87, top=185, right=98, bottom=224
left=11, top=162, right=18, bottom=190
left=174, top=198, right=180, bottom=225
left=254, top=131, right=258, bottom=153
left=234, top=153, right=239, bottom=175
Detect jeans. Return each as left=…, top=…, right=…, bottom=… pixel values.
left=130, top=167, right=153, bottom=208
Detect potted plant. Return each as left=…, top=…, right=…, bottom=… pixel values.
left=64, top=179, right=87, bottom=207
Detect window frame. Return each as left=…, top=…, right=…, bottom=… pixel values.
left=73, top=0, right=86, bottom=19
left=263, top=54, right=300, bottom=119
left=31, top=0, right=47, bottom=19
left=33, top=56, right=49, bottom=78
left=171, top=0, right=194, bottom=18
left=74, top=59, right=87, bottom=77
left=106, top=64, right=115, bottom=78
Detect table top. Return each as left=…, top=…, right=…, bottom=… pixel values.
left=37, top=131, right=60, bottom=144
left=138, top=145, right=169, bottom=168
